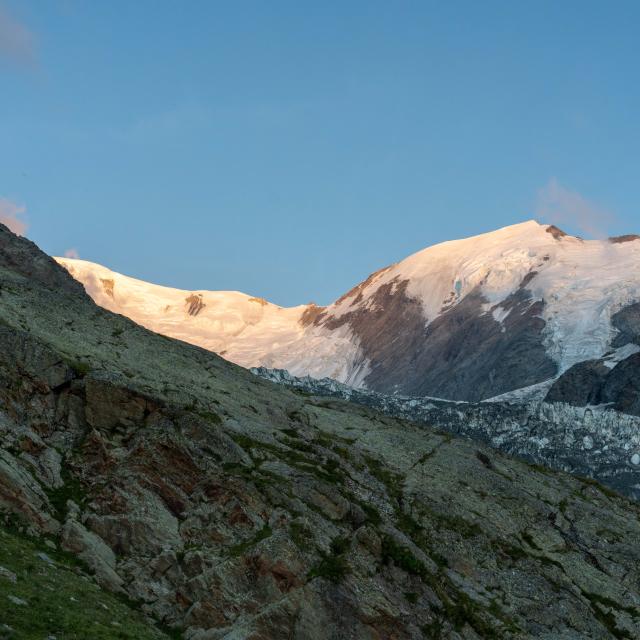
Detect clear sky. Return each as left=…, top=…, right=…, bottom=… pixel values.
left=1, top=1, right=638, bottom=306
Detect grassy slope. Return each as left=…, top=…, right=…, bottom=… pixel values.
left=0, top=523, right=169, bottom=640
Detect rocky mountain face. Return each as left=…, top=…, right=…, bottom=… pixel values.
left=546, top=303, right=640, bottom=415
left=2, top=227, right=640, bottom=638
left=252, top=368, right=640, bottom=501
left=57, top=220, right=640, bottom=406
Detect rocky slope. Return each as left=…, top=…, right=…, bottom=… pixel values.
left=57, top=220, right=640, bottom=403
left=0, top=522, right=170, bottom=639
left=2, top=224, right=640, bottom=638
left=252, top=368, right=640, bottom=501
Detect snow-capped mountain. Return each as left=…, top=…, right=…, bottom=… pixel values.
left=57, top=220, right=640, bottom=404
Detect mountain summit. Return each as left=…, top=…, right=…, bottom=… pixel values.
left=57, top=220, right=640, bottom=403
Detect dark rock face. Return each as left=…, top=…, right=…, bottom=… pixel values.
left=3, top=229, right=640, bottom=638
left=319, top=278, right=430, bottom=394
left=185, top=293, right=205, bottom=316
left=331, top=264, right=395, bottom=308
left=317, top=275, right=557, bottom=402
left=545, top=301, right=640, bottom=416
left=299, top=303, right=325, bottom=327
left=609, top=234, right=640, bottom=244
left=403, top=283, right=556, bottom=401
left=546, top=353, right=640, bottom=417
left=545, top=224, right=569, bottom=240
left=545, top=360, right=610, bottom=406
left=612, top=302, right=640, bottom=347
left=601, top=353, right=640, bottom=416
left=0, top=224, right=86, bottom=296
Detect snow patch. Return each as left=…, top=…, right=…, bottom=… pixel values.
left=491, top=305, right=512, bottom=324
left=603, top=343, right=640, bottom=369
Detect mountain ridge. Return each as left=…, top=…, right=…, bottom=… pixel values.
left=57, top=220, right=640, bottom=404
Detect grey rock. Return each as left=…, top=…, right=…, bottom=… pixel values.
left=0, top=566, right=17, bottom=583
left=61, top=518, right=124, bottom=592
left=36, top=552, right=54, bottom=564
left=547, top=351, right=640, bottom=417
left=253, top=366, right=640, bottom=501
left=611, top=301, right=640, bottom=347
left=0, top=449, right=59, bottom=534
left=313, top=275, right=557, bottom=401
left=0, top=223, right=86, bottom=296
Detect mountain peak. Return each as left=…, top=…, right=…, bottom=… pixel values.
left=57, top=219, right=640, bottom=401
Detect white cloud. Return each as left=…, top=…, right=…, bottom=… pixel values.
left=535, top=178, right=613, bottom=239
left=0, top=197, right=27, bottom=235
left=0, top=4, right=36, bottom=66
left=64, top=248, right=80, bottom=259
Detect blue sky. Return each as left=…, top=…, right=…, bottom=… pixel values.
left=1, top=1, right=638, bottom=306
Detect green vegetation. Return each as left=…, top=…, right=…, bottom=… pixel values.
left=346, top=494, right=382, bottom=526
left=196, top=410, right=222, bottom=425
left=228, top=523, right=272, bottom=557
left=0, top=524, right=169, bottom=639
left=396, top=511, right=423, bottom=539
left=44, top=465, right=88, bottom=521
left=381, top=535, right=427, bottom=578
left=428, top=509, right=482, bottom=540
left=363, top=454, right=404, bottom=500
left=558, top=497, right=569, bottom=514
left=580, top=591, right=639, bottom=639
left=64, top=358, right=91, bottom=377
left=289, top=520, right=313, bottom=551
left=307, top=536, right=351, bottom=583
left=521, top=530, right=541, bottom=551
left=313, top=431, right=356, bottom=448
left=230, top=431, right=347, bottom=487
left=415, top=449, right=437, bottom=466
left=282, top=436, right=315, bottom=454
left=381, top=534, right=515, bottom=639
left=421, top=619, right=444, bottom=638
left=578, top=475, right=621, bottom=500
left=328, top=536, right=350, bottom=555
left=493, top=539, right=528, bottom=563
left=319, top=457, right=344, bottom=484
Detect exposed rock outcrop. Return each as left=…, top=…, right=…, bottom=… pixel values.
left=253, top=367, right=640, bottom=501
left=546, top=352, right=640, bottom=417
left=313, top=276, right=557, bottom=402
left=612, top=302, right=640, bottom=347
left=610, top=234, right=640, bottom=244
left=185, top=293, right=206, bottom=316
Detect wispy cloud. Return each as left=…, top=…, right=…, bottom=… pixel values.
left=64, top=247, right=80, bottom=259
left=0, top=4, right=37, bottom=67
left=535, top=178, right=613, bottom=239
left=0, top=197, right=27, bottom=235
